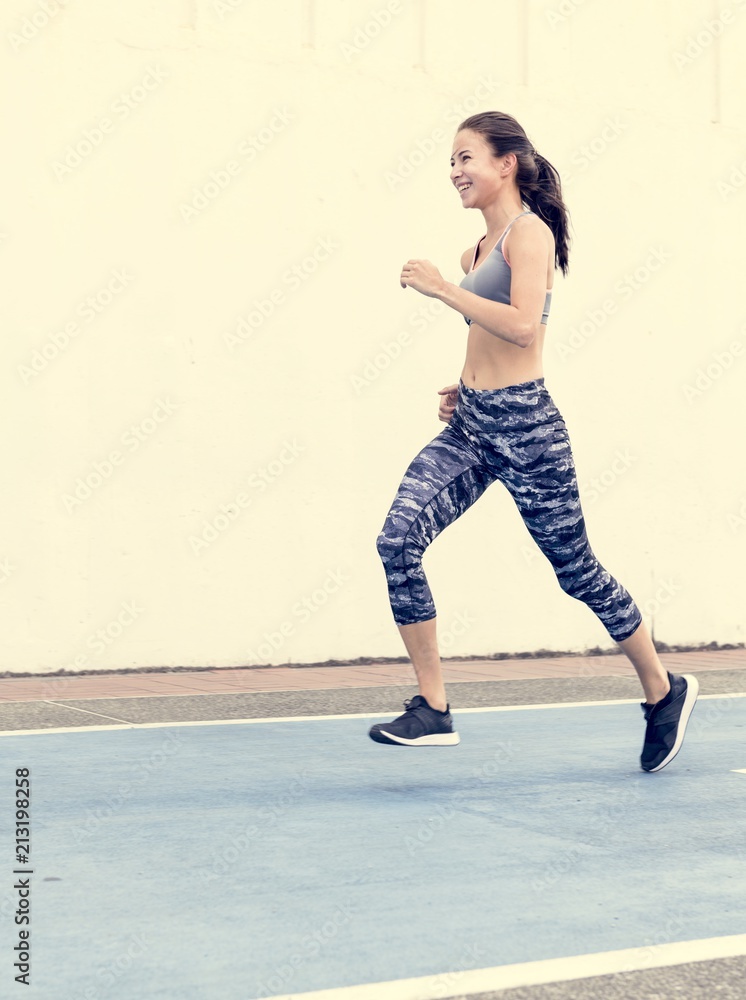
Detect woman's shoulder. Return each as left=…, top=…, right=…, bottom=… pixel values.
left=512, top=210, right=551, bottom=236
left=504, top=211, right=554, bottom=257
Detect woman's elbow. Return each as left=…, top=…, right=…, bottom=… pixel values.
left=516, top=321, right=538, bottom=349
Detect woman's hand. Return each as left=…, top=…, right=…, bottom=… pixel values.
left=437, top=384, right=459, bottom=423
left=400, top=259, right=446, bottom=298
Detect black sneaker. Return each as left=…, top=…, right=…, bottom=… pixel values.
left=368, top=695, right=460, bottom=746
left=640, top=672, right=699, bottom=772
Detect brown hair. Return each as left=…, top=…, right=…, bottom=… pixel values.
left=457, top=111, right=571, bottom=275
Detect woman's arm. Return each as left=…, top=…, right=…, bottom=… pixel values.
left=438, top=216, right=549, bottom=349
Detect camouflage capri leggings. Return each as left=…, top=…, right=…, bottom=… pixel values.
left=375, top=377, right=642, bottom=642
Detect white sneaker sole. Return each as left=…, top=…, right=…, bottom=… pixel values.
left=371, top=729, right=460, bottom=746
left=645, top=673, right=699, bottom=772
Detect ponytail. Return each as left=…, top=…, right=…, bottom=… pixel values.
left=457, top=112, right=571, bottom=276
left=519, top=150, right=570, bottom=276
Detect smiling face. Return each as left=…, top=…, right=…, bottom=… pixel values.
left=449, top=128, right=515, bottom=208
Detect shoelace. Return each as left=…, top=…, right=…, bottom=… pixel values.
left=403, top=696, right=435, bottom=716
left=642, top=694, right=682, bottom=731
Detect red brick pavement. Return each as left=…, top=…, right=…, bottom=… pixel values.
left=0, top=649, right=742, bottom=703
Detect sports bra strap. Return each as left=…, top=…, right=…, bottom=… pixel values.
left=470, top=210, right=533, bottom=270
left=496, top=209, right=532, bottom=248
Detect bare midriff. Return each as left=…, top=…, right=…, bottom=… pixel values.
left=459, top=218, right=554, bottom=390
left=459, top=323, right=547, bottom=389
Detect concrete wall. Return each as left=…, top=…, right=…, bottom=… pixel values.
left=3, top=0, right=745, bottom=673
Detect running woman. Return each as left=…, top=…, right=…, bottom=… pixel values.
left=371, top=112, right=698, bottom=772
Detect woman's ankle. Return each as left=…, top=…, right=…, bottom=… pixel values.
left=421, top=691, right=447, bottom=712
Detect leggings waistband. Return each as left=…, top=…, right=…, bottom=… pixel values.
left=458, top=376, right=546, bottom=396
left=454, top=375, right=559, bottom=431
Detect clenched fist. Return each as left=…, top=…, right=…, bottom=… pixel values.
left=437, top=384, right=459, bottom=423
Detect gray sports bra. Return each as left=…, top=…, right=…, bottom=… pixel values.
left=459, top=210, right=552, bottom=326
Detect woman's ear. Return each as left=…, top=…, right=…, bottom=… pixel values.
left=501, top=152, right=517, bottom=177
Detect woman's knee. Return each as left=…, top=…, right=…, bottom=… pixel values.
left=375, top=528, right=393, bottom=563
left=376, top=525, right=421, bottom=569
left=554, top=557, right=604, bottom=601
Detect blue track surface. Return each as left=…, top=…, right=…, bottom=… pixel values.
left=2, top=698, right=746, bottom=999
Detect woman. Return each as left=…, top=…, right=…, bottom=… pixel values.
left=371, top=111, right=697, bottom=772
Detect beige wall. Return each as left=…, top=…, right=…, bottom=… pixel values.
left=3, top=0, right=745, bottom=673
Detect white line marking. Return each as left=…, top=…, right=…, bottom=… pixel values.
left=0, top=723, right=133, bottom=736
left=0, top=692, right=743, bottom=737
left=260, top=934, right=746, bottom=1000
left=41, top=700, right=134, bottom=725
